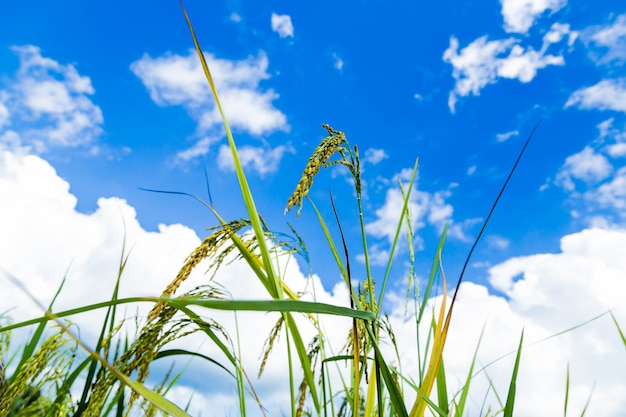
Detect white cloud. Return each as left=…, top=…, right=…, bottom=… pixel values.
left=0, top=144, right=350, bottom=415
left=551, top=119, right=626, bottom=224
left=443, top=32, right=566, bottom=112
left=443, top=36, right=515, bottom=111
left=496, top=46, right=563, bottom=81
left=230, top=12, right=242, bottom=23
left=500, top=0, right=567, bottom=34
left=543, top=22, right=577, bottom=46
left=332, top=52, right=344, bottom=71
left=214, top=88, right=288, bottom=135
left=596, top=118, right=626, bottom=157
left=1, top=146, right=625, bottom=416
left=271, top=13, right=294, bottom=38
left=362, top=148, right=388, bottom=165
left=607, top=143, right=626, bottom=158
left=487, top=234, right=511, bottom=249
left=597, top=117, right=615, bottom=137
left=555, top=146, right=613, bottom=191
left=0, top=45, right=104, bottom=152
left=586, top=167, right=626, bottom=213
left=216, top=143, right=295, bottom=176
left=489, top=227, right=625, bottom=323
left=365, top=187, right=426, bottom=246
left=582, top=14, right=626, bottom=64
left=0, top=93, right=9, bottom=129
left=496, top=129, right=520, bottom=142
left=385, top=227, right=626, bottom=417
left=174, top=135, right=218, bottom=162
left=364, top=172, right=473, bottom=264
left=566, top=78, right=626, bottom=113
left=130, top=50, right=289, bottom=162
left=0, top=147, right=202, bottom=327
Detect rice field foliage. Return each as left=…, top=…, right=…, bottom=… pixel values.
left=0, top=3, right=623, bottom=417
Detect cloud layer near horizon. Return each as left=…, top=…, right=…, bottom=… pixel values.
left=1, top=145, right=625, bottom=416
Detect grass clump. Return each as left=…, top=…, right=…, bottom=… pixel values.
left=0, top=3, right=623, bottom=417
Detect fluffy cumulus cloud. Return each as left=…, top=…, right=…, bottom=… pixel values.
left=216, top=142, right=295, bottom=176
left=443, top=23, right=572, bottom=112
left=581, top=13, right=626, bottom=65
left=0, top=143, right=348, bottom=415
left=0, top=146, right=203, bottom=326
left=362, top=147, right=388, bottom=165
left=500, top=0, right=567, bottom=34
left=599, top=118, right=626, bottom=158
left=1, top=144, right=625, bottom=416
left=471, top=228, right=626, bottom=416
left=364, top=170, right=476, bottom=265
left=584, top=167, right=626, bottom=214
left=130, top=50, right=289, bottom=163
left=271, top=13, right=294, bottom=38
left=555, top=146, right=613, bottom=191
left=0, top=45, right=104, bottom=153
left=566, top=78, right=626, bottom=113
left=380, top=227, right=626, bottom=417
left=552, top=119, right=626, bottom=224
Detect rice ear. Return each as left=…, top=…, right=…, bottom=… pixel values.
left=284, top=124, right=349, bottom=217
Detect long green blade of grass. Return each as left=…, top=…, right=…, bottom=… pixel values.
left=435, top=356, right=449, bottom=416
left=376, top=158, right=419, bottom=317
left=564, top=364, right=570, bottom=417
left=364, top=324, right=409, bottom=417
left=422, top=395, right=449, bottom=417
left=503, top=330, right=524, bottom=417
left=4, top=266, right=67, bottom=385
left=0, top=297, right=376, bottom=333
left=180, top=1, right=280, bottom=296
left=75, top=239, right=130, bottom=416
left=327, top=190, right=364, bottom=416
left=418, top=226, right=448, bottom=325
left=180, top=5, right=324, bottom=411
left=409, top=259, right=449, bottom=417
left=156, top=349, right=237, bottom=380
left=453, top=323, right=486, bottom=417
left=1, top=268, right=192, bottom=417
left=307, top=197, right=357, bottom=304
left=610, top=311, right=626, bottom=349
left=577, top=382, right=595, bottom=417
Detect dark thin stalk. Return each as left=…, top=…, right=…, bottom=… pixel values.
left=450, top=120, right=541, bottom=308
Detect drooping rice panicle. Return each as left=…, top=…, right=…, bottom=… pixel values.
left=295, top=335, right=320, bottom=417
left=285, top=124, right=351, bottom=217
left=0, top=332, right=69, bottom=415
left=148, top=218, right=250, bottom=321
left=258, top=316, right=285, bottom=378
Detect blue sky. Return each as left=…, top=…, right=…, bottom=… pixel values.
left=1, top=1, right=626, bottom=416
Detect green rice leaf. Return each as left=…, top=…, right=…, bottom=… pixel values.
left=610, top=311, right=626, bottom=349
left=453, top=323, right=485, bottom=417
left=435, top=357, right=449, bottom=416
left=377, top=158, right=419, bottom=316
left=503, top=330, right=524, bottom=417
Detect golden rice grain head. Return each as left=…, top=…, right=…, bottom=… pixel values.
left=0, top=333, right=65, bottom=414
left=258, top=316, right=284, bottom=378
left=149, top=219, right=248, bottom=321
left=285, top=124, right=348, bottom=216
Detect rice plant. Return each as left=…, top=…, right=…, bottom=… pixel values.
left=0, top=3, right=621, bottom=417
